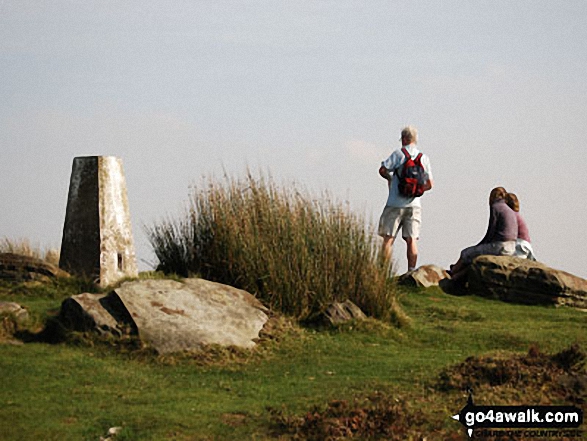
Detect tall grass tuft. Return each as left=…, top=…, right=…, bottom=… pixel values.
left=147, top=172, right=404, bottom=324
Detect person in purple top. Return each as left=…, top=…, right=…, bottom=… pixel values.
left=449, top=187, right=518, bottom=282
left=505, top=192, right=536, bottom=261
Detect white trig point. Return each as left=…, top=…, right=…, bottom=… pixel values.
left=59, top=156, right=138, bottom=286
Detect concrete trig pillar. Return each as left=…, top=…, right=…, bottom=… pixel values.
left=59, top=156, right=138, bottom=286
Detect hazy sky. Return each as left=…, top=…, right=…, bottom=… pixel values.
left=2, top=1, right=586, bottom=278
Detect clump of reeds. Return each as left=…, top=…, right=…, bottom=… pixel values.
left=147, top=172, right=404, bottom=324
left=0, top=237, right=60, bottom=266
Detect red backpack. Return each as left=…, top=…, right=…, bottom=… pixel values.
left=397, top=147, right=430, bottom=197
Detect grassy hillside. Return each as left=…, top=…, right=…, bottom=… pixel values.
left=0, top=278, right=585, bottom=440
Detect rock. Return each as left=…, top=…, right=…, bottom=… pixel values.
left=116, top=278, right=269, bottom=352
left=319, top=300, right=367, bottom=326
left=99, top=426, right=123, bottom=441
left=398, top=264, right=450, bottom=288
left=59, top=278, right=270, bottom=353
left=59, top=293, right=135, bottom=337
left=0, top=253, right=70, bottom=281
left=0, top=302, right=29, bottom=341
left=438, top=277, right=467, bottom=296
left=107, top=427, right=123, bottom=436
left=467, top=256, right=587, bottom=308
left=0, top=302, right=30, bottom=323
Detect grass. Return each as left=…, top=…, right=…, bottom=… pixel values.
left=0, top=237, right=60, bottom=266
left=146, top=171, right=401, bottom=323
left=1, top=278, right=585, bottom=440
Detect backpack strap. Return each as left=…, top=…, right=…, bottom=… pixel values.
left=397, top=147, right=413, bottom=176
left=414, top=152, right=423, bottom=166
left=401, top=147, right=411, bottom=160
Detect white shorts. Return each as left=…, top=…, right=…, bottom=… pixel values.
left=378, top=206, right=422, bottom=239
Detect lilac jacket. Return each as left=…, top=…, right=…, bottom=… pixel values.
left=478, top=199, right=518, bottom=245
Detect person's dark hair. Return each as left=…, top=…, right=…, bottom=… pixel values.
left=489, top=187, right=507, bottom=205
left=505, top=193, right=520, bottom=212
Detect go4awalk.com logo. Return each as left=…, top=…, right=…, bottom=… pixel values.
left=451, top=392, right=584, bottom=438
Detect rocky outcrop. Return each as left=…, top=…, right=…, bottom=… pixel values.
left=60, top=292, right=134, bottom=337
left=467, top=256, right=587, bottom=308
left=398, top=265, right=449, bottom=288
left=0, top=302, right=30, bottom=342
left=318, top=300, right=367, bottom=326
left=0, top=302, right=30, bottom=323
left=0, top=253, right=69, bottom=281
left=59, top=278, right=270, bottom=353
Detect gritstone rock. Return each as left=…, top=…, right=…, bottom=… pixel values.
left=60, top=292, right=133, bottom=337
left=398, top=264, right=450, bottom=288
left=467, top=255, right=587, bottom=309
left=59, top=278, right=270, bottom=353
left=0, top=301, right=29, bottom=342
left=0, top=302, right=30, bottom=324
left=319, top=300, right=367, bottom=326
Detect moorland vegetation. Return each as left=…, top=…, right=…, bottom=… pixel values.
left=1, top=173, right=585, bottom=440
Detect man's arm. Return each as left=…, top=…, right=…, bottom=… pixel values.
left=379, top=165, right=391, bottom=181
left=423, top=155, right=434, bottom=191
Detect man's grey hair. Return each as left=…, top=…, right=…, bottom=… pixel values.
left=401, top=126, right=418, bottom=144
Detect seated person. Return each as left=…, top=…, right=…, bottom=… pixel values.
left=505, top=192, right=536, bottom=261
left=449, top=187, right=518, bottom=282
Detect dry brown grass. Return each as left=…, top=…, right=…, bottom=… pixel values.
left=0, top=237, right=60, bottom=266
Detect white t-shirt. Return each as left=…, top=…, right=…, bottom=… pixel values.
left=381, top=144, right=433, bottom=208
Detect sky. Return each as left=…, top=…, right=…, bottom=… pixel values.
left=1, top=1, right=586, bottom=278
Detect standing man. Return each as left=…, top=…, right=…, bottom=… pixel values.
left=378, top=126, right=433, bottom=272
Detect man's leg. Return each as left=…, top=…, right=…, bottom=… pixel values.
left=378, top=206, right=401, bottom=263
left=404, top=237, right=418, bottom=271
left=403, top=207, right=421, bottom=271
left=382, top=235, right=395, bottom=262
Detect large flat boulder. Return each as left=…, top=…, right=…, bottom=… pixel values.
left=467, top=256, right=587, bottom=308
left=59, top=278, right=270, bottom=353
